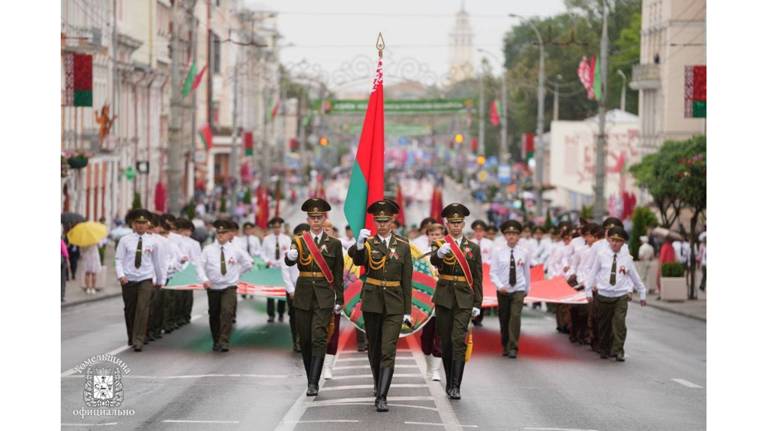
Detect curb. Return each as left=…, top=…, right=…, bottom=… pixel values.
left=61, top=292, right=122, bottom=309
left=644, top=301, right=706, bottom=322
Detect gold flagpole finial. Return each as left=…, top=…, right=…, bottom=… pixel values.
left=376, top=32, right=385, bottom=58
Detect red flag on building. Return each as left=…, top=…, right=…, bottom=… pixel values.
left=243, top=131, right=254, bottom=156
left=198, top=123, right=213, bottom=150
left=154, top=182, right=166, bottom=213
left=256, top=186, right=269, bottom=229
left=395, top=185, right=405, bottom=226
left=489, top=100, right=500, bottom=126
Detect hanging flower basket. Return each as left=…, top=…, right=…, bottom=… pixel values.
left=67, top=154, right=89, bottom=170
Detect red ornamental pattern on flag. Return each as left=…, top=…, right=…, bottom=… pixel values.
left=578, top=56, right=596, bottom=100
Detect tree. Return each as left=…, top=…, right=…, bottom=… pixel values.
left=628, top=206, right=658, bottom=259
left=629, top=149, right=682, bottom=227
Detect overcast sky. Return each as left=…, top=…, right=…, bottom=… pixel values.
left=245, top=0, right=567, bottom=90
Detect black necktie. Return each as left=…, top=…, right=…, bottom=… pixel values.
left=246, top=237, right=251, bottom=256
left=275, top=236, right=280, bottom=260
left=509, top=248, right=517, bottom=286
left=609, top=253, right=617, bottom=285
left=315, top=235, right=320, bottom=246
left=134, top=236, right=143, bottom=269
left=220, top=246, right=227, bottom=275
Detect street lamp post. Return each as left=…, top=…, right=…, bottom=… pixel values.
left=510, top=14, right=546, bottom=218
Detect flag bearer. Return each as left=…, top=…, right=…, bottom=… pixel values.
left=198, top=220, right=253, bottom=352
left=489, top=220, right=531, bottom=359
left=585, top=227, right=647, bottom=362
left=431, top=203, right=483, bottom=400
left=114, top=209, right=167, bottom=352
left=348, top=199, right=413, bottom=412
left=284, top=198, right=344, bottom=396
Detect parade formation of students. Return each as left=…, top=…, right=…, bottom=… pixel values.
left=112, top=199, right=648, bottom=412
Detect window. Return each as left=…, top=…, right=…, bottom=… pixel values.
left=211, top=32, right=221, bottom=74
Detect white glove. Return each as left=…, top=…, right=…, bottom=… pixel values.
left=403, top=314, right=413, bottom=327
left=471, top=307, right=481, bottom=318
left=286, top=249, right=299, bottom=262
left=356, top=228, right=371, bottom=249
left=436, top=242, right=452, bottom=258
left=333, top=304, right=342, bottom=315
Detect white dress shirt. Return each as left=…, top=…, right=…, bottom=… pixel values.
left=157, top=235, right=183, bottom=278
left=262, top=232, right=293, bottom=267
left=340, top=235, right=356, bottom=252
left=532, top=237, right=552, bottom=266
left=489, top=243, right=531, bottom=294
left=198, top=241, right=254, bottom=290
left=469, top=237, right=494, bottom=263
left=115, top=232, right=166, bottom=284
left=546, top=241, right=574, bottom=276
left=234, top=235, right=263, bottom=259
left=586, top=247, right=646, bottom=300
left=567, top=243, right=596, bottom=288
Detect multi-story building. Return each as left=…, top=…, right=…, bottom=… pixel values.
left=630, top=0, right=706, bottom=155
left=447, top=2, right=475, bottom=84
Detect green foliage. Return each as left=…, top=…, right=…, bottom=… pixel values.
left=131, top=192, right=142, bottom=209
left=182, top=200, right=196, bottom=220
left=580, top=205, right=593, bottom=221
left=628, top=207, right=659, bottom=259
left=501, top=0, right=641, bottom=136
left=242, top=188, right=252, bottom=205
left=661, top=262, right=685, bottom=278
left=219, top=195, right=227, bottom=213
left=543, top=208, right=553, bottom=231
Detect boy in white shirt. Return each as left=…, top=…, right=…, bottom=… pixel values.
left=585, top=227, right=647, bottom=362
left=198, top=220, right=254, bottom=352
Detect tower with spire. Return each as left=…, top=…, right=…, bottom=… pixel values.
left=448, top=1, right=475, bottom=83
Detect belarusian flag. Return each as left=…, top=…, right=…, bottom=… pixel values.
left=182, top=61, right=207, bottom=97
left=344, top=55, right=385, bottom=236
left=198, top=122, right=213, bottom=150
left=271, top=98, right=281, bottom=120
left=489, top=100, right=500, bottom=126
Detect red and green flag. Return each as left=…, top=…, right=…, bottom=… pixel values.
left=63, top=53, right=93, bottom=106
left=198, top=122, right=213, bottom=150
left=243, top=131, right=254, bottom=156
left=182, top=61, right=207, bottom=98
left=344, top=55, right=385, bottom=236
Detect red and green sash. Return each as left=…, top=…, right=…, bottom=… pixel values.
left=302, top=231, right=334, bottom=284
left=444, top=236, right=474, bottom=289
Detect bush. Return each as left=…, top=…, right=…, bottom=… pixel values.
left=629, top=207, right=659, bottom=259
left=661, top=262, right=685, bottom=277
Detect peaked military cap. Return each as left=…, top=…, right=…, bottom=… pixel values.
left=500, top=220, right=523, bottom=235
left=213, top=219, right=235, bottom=233
left=293, top=223, right=311, bottom=235
left=441, top=203, right=470, bottom=223
left=602, top=217, right=623, bottom=230
left=419, top=217, right=437, bottom=230
left=367, top=199, right=400, bottom=222
left=301, top=198, right=331, bottom=216
left=607, top=226, right=629, bottom=241
left=126, top=208, right=151, bottom=224
left=268, top=217, right=285, bottom=227
left=242, top=221, right=255, bottom=229
left=470, top=219, right=488, bottom=230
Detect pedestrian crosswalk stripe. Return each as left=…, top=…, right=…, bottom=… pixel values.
left=671, top=378, right=704, bottom=388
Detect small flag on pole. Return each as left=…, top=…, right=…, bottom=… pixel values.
left=198, top=123, right=213, bottom=150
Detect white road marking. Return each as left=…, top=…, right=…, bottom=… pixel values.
left=333, top=364, right=418, bottom=370
left=523, top=428, right=599, bottom=431
left=61, top=313, right=205, bottom=377
left=405, top=422, right=479, bottom=428
left=406, top=335, right=464, bottom=431
left=162, top=420, right=239, bottom=424
left=335, top=357, right=417, bottom=363
left=273, top=327, right=356, bottom=431
left=61, top=423, right=118, bottom=427
left=307, top=396, right=435, bottom=406
left=284, top=420, right=360, bottom=424
left=671, top=378, right=704, bottom=388
left=305, top=402, right=438, bottom=412
left=329, top=373, right=422, bottom=380
left=317, top=383, right=429, bottom=392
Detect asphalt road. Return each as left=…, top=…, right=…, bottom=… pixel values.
left=61, top=292, right=705, bottom=431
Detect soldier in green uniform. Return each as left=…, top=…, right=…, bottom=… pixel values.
left=431, top=203, right=483, bottom=400
left=348, top=199, right=413, bottom=412
left=284, top=198, right=344, bottom=396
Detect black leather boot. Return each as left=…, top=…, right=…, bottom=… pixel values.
left=375, top=367, right=394, bottom=412
left=442, top=356, right=453, bottom=395
left=371, top=365, right=379, bottom=396
left=306, top=355, right=324, bottom=396
left=448, top=360, right=465, bottom=400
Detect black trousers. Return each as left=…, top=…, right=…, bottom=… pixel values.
left=286, top=294, right=299, bottom=347
left=497, top=291, right=526, bottom=353
left=267, top=298, right=286, bottom=318
left=121, top=279, right=154, bottom=347
left=207, top=286, right=238, bottom=348
left=294, top=294, right=332, bottom=374
left=363, top=311, right=402, bottom=371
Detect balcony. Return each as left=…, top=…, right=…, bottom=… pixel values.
left=630, top=64, right=661, bottom=90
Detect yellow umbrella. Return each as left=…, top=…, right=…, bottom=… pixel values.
left=66, top=222, right=108, bottom=247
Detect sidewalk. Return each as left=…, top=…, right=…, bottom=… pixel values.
left=644, top=287, right=706, bottom=321
left=62, top=245, right=122, bottom=308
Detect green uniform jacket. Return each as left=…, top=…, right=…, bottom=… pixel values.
left=348, top=234, right=412, bottom=315
left=285, top=232, right=344, bottom=311
left=430, top=237, right=483, bottom=310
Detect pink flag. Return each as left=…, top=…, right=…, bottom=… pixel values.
left=577, top=56, right=596, bottom=100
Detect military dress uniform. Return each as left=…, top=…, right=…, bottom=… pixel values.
left=198, top=220, right=254, bottom=352
left=348, top=199, right=413, bottom=412
left=585, top=227, right=646, bottom=361
left=285, top=198, right=344, bottom=396
left=430, top=203, right=483, bottom=400
left=114, top=209, right=167, bottom=352
left=489, top=220, right=531, bottom=358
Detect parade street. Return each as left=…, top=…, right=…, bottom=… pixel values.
left=61, top=294, right=705, bottom=431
